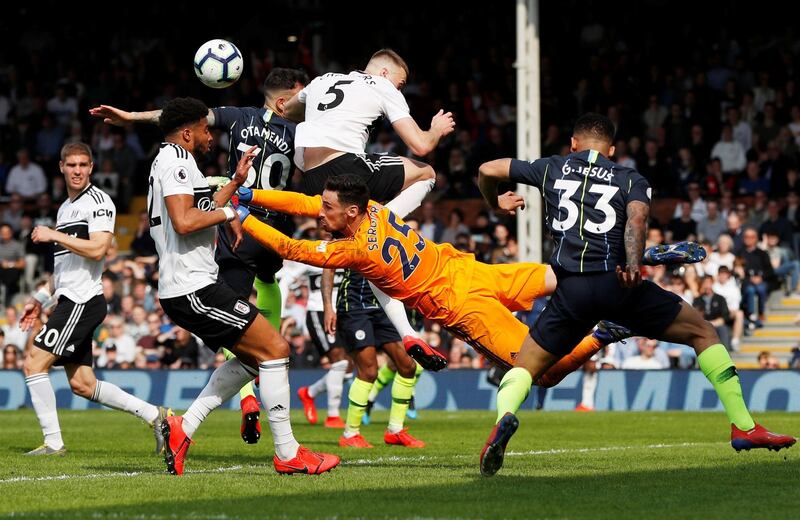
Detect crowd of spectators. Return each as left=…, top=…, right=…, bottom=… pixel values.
left=2, top=3, right=800, bottom=370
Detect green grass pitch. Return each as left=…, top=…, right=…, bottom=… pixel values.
left=0, top=409, right=797, bottom=518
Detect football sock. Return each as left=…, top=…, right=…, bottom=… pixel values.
left=580, top=371, right=598, bottom=409
left=536, top=335, right=602, bottom=388
left=345, top=378, right=374, bottom=436
left=326, top=359, right=349, bottom=417
left=222, top=348, right=257, bottom=402
left=25, top=373, right=64, bottom=450
left=308, top=373, right=327, bottom=398
left=259, top=358, right=300, bottom=460
left=369, top=364, right=397, bottom=402
left=91, top=380, right=159, bottom=424
left=386, top=179, right=435, bottom=218
left=496, top=367, right=532, bottom=423
left=183, top=358, right=257, bottom=438
left=388, top=374, right=415, bottom=433
left=698, top=344, right=755, bottom=430
left=254, top=277, right=282, bottom=329
left=369, top=281, right=420, bottom=338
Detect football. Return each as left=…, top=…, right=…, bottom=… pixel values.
left=193, top=39, right=243, bottom=88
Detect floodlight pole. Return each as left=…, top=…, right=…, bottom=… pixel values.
left=515, top=0, right=542, bottom=262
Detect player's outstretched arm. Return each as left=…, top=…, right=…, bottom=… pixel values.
left=283, top=93, right=306, bottom=123
left=89, top=105, right=216, bottom=127
left=618, top=200, right=649, bottom=288
left=239, top=187, right=322, bottom=218
left=479, top=159, right=526, bottom=215
left=239, top=213, right=358, bottom=269
left=392, top=109, right=455, bottom=156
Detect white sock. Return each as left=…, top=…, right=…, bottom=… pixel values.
left=92, top=381, right=159, bottom=424
left=326, top=360, right=349, bottom=417
left=308, top=374, right=327, bottom=398
left=581, top=371, right=598, bottom=409
left=259, top=358, right=300, bottom=460
left=368, top=384, right=380, bottom=403
left=385, top=179, right=434, bottom=218
left=26, top=374, right=64, bottom=450
left=183, top=358, right=257, bottom=438
left=369, top=281, right=418, bottom=338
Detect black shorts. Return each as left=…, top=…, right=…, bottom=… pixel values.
left=215, top=213, right=293, bottom=294
left=33, top=294, right=106, bottom=367
left=530, top=270, right=683, bottom=357
left=306, top=310, right=340, bottom=355
left=160, top=281, right=260, bottom=350
left=299, top=152, right=405, bottom=201
left=337, top=308, right=402, bottom=352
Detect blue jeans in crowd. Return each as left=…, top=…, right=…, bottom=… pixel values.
left=744, top=282, right=768, bottom=317
left=773, top=260, right=800, bottom=294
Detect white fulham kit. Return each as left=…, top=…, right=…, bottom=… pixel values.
left=53, top=185, right=115, bottom=302
left=147, top=142, right=219, bottom=297
left=294, top=71, right=411, bottom=169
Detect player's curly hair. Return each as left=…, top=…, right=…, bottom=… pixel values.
left=159, top=97, right=209, bottom=136
left=573, top=112, right=616, bottom=144
left=324, top=174, right=369, bottom=213
left=263, top=68, right=309, bottom=96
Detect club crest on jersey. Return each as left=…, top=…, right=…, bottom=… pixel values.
left=316, top=241, right=328, bottom=252
left=174, top=167, right=188, bottom=183
left=234, top=300, right=250, bottom=315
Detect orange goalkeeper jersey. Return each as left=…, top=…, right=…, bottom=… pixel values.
left=242, top=189, right=475, bottom=321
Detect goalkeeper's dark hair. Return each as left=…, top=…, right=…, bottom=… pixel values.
left=324, top=174, right=370, bottom=213
left=573, top=112, right=616, bottom=144
left=159, top=97, right=209, bottom=136
left=263, top=68, right=309, bottom=96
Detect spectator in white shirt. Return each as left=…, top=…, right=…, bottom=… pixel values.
left=706, top=234, right=738, bottom=277
left=712, top=266, right=744, bottom=350
left=99, top=317, right=137, bottom=367
left=2, top=306, right=29, bottom=352
left=710, top=125, right=746, bottom=175
left=5, top=149, right=47, bottom=199
left=622, top=338, right=669, bottom=369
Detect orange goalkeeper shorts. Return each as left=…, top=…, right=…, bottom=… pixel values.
left=444, top=262, right=549, bottom=368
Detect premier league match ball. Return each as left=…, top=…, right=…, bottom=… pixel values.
left=193, top=39, right=243, bottom=88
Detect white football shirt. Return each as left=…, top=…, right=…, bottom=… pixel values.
left=148, top=143, right=218, bottom=298
left=53, top=184, right=115, bottom=303
left=276, top=261, right=342, bottom=313
left=294, top=71, right=411, bottom=169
